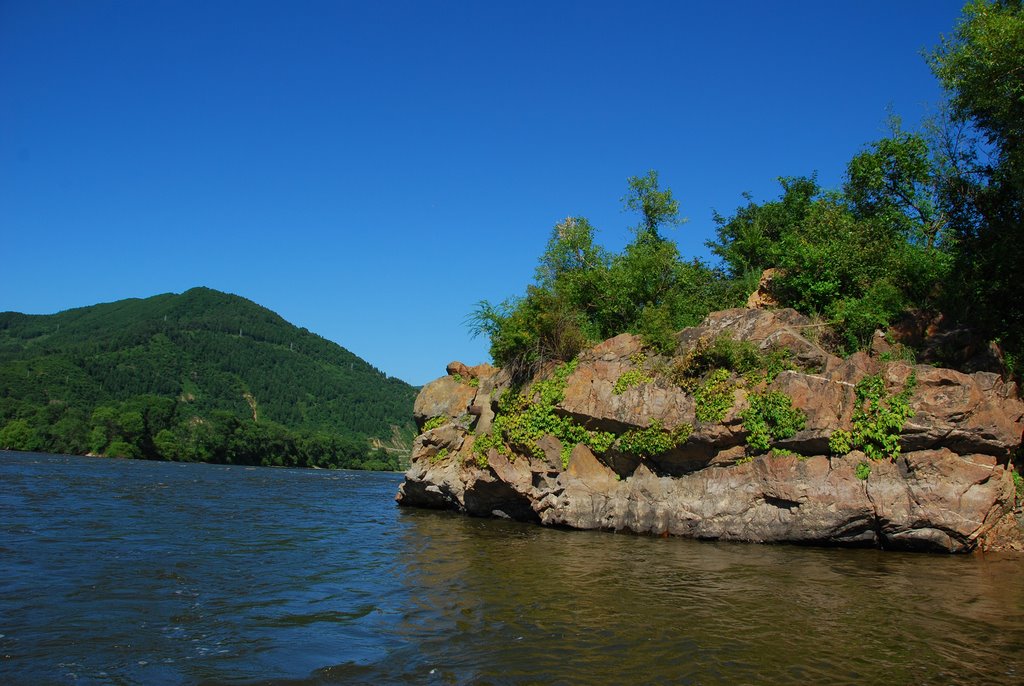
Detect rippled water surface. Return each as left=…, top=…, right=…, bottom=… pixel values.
left=2, top=451, right=1023, bottom=685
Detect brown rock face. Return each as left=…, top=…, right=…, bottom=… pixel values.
left=746, top=268, right=782, bottom=309
left=412, top=376, right=477, bottom=430
left=397, top=308, right=1024, bottom=553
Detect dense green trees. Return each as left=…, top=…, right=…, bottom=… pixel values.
left=928, top=0, right=1024, bottom=367
left=0, top=288, right=416, bottom=470
left=710, top=126, right=954, bottom=350
left=470, top=175, right=738, bottom=375
left=473, top=1, right=1024, bottom=376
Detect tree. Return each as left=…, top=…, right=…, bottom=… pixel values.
left=928, top=0, right=1024, bottom=368
left=0, top=419, right=43, bottom=452
left=929, top=0, right=1024, bottom=178
left=844, top=122, right=948, bottom=248
left=469, top=173, right=735, bottom=369
left=622, top=170, right=685, bottom=240
left=708, top=175, right=820, bottom=278
left=535, top=216, right=609, bottom=291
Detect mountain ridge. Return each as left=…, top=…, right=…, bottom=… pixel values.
left=0, top=287, right=417, bottom=469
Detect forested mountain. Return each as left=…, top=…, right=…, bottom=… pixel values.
left=0, top=287, right=417, bottom=469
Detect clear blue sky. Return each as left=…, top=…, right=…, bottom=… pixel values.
left=1, top=1, right=967, bottom=386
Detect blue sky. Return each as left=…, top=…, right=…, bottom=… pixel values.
left=1, top=1, right=967, bottom=386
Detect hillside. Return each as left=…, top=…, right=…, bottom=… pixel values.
left=0, top=287, right=418, bottom=469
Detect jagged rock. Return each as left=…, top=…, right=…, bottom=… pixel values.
left=397, top=308, right=1024, bottom=553
left=889, top=311, right=1007, bottom=374
left=746, top=268, right=782, bottom=309
left=446, top=360, right=471, bottom=378
left=560, top=334, right=694, bottom=434
left=413, top=375, right=477, bottom=429
left=885, top=362, right=1023, bottom=457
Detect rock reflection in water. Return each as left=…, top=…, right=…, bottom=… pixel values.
left=375, top=508, right=1024, bottom=685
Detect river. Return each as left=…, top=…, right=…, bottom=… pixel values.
left=1, top=450, right=1022, bottom=684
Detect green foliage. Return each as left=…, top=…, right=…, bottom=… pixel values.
left=617, top=419, right=693, bottom=458
left=1013, top=471, right=1024, bottom=504
left=449, top=374, right=478, bottom=388
left=694, top=369, right=734, bottom=423
left=927, top=1, right=1024, bottom=374
left=930, top=0, right=1024, bottom=172
left=710, top=131, right=954, bottom=353
left=828, top=429, right=853, bottom=456
left=878, top=342, right=918, bottom=364
left=855, top=461, right=872, bottom=480
left=422, top=415, right=448, bottom=432
left=430, top=447, right=449, bottom=464
left=468, top=175, right=738, bottom=375
left=634, top=302, right=678, bottom=355
left=829, top=373, right=917, bottom=460
left=676, top=333, right=792, bottom=387
left=709, top=176, right=821, bottom=276
left=770, top=448, right=799, bottom=459
left=0, top=419, right=43, bottom=452
left=467, top=288, right=592, bottom=379
left=470, top=2, right=1024, bottom=383
left=623, top=170, right=685, bottom=240
left=613, top=368, right=653, bottom=396
left=106, top=440, right=140, bottom=459
left=845, top=124, right=950, bottom=249
left=704, top=3, right=1024, bottom=366
left=473, top=360, right=614, bottom=468
left=0, top=288, right=417, bottom=470
left=474, top=448, right=489, bottom=469
left=741, top=391, right=807, bottom=454
left=535, top=216, right=612, bottom=292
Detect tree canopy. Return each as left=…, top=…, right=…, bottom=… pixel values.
left=471, top=1, right=1024, bottom=377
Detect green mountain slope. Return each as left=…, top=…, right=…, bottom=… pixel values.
left=0, top=287, right=417, bottom=469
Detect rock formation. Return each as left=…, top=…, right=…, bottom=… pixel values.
left=397, top=308, right=1024, bottom=553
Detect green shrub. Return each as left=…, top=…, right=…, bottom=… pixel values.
left=855, top=461, right=872, bottom=480
left=675, top=333, right=793, bottom=388
left=467, top=175, right=739, bottom=379
left=829, top=372, right=916, bottom=460
left=617, top=419, right=692, bottom=458
left=1013, top=471, right=1023, bottom=505
left=741, top=391, right=806, bottom=453
left=694, top=369, right=735, bottom=423
left=829, top=429, right=853, bottom=455
left=422, top=415, right=448, bottom=432
left=473, top=359, right=614, bottom=468
left=429, top=447, right=449, bottom=464
left=468, top=289, right=592, bottom=380
left=634, top=302, right=677, bottom=355
left=474, top=449, right=489, bottom=469
left=614, top=368, right=654, bottom=395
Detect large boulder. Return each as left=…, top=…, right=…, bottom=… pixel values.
left=397, top=308, right=1024, bottom=553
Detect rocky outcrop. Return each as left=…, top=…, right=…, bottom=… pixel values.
left=397, top=308, right=1024, bottom=553
left=745, top=268, right=782, bottom=309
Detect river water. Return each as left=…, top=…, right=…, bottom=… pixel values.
left=2, top=451, right=1023, bottom=685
